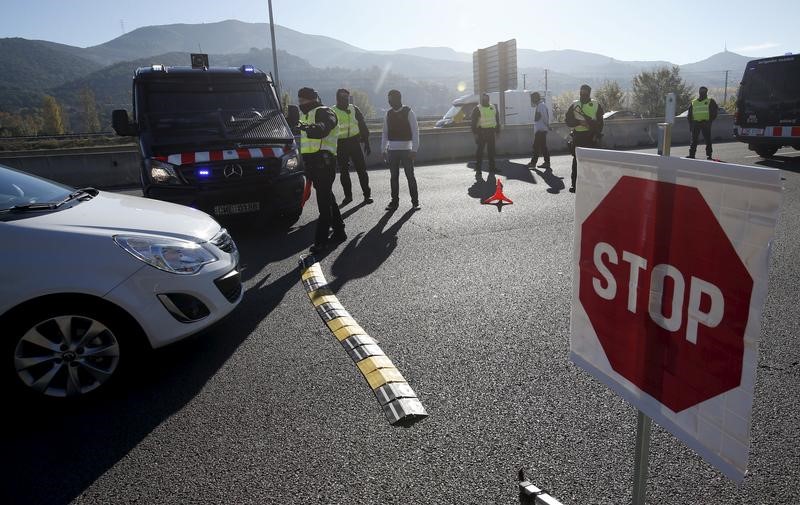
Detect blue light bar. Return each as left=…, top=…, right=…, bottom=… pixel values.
left=197, top=168, right=211, bottom=177
left=241, top=65, right=255, bottom=73
left=256, top=165, right=265, bottom=171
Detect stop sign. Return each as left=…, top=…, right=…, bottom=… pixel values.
left=579, top=176, right=753, bottom=413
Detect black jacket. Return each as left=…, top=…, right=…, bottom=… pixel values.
left=565, top=100, right=604, bottom=134
left=688, top=99, right=719, bottom=123
left=334, top=104, right=370, bottom=143
left=471, top=105, right=501, bottom=133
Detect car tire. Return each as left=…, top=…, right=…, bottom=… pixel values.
left=754, top=145, right=779, bottom=158
left=5, top=301, right=138, bottom=402
left=275, top=208, right=302, bottom=229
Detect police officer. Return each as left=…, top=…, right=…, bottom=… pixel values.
left=294, top=87, right=345, bottom=254
left=333, top=88, right=372, bottom=206
left=471, top=93, right=501, bottom=172
left=687, top=86, right=719, bottom=160
left=565, top=84, right=604, bottom=193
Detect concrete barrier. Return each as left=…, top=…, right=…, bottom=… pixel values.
left=0, top=116, right=735, bottom=189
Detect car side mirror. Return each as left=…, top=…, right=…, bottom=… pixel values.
left=112, top=109, right=137, bottom=136
left=286, top=105, right=299, bottom=127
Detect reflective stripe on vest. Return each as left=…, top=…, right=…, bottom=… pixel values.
left=479, top=105, right=497, bottom=128
left=573, top=100, right=598, bottom=132
left=300, top=106, right=338, bottom=155
left=334, top=104, right=360, bottom=139
left=692, top=98, right=710, bottom=121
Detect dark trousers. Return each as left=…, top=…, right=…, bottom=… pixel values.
left=531, top=131, right=550, bottom=166
left=337, top=136, right=370, bottom=199
left=387, top=149, right=418, bottom=205
left=689, top=121, right=713, bottom=158
left=475, top=128, right=497, bottom=170
left=571, top=130, right=597, bottom=189
left=304, top=152, right=344, bottom=246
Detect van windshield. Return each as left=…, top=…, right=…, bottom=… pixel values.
left=140, top=80, right=293, bottom=144
left=741, top=58, right=800, bottom=102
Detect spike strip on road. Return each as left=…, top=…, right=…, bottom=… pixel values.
left=299, top=255, right=428, bottom=427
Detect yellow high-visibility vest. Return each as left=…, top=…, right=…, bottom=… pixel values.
left=692, top=98, right=710, bottom=121
left=572, top=100, right=598, bottom=132
left=300, top=106, right=338, bottom=155
left=478, top=104, right=497, bottom=128
left=334, top=104, right=360, bottom=139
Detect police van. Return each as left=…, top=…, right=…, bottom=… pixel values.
left=734, top=53, right=800, bottom=158
left=112, top=55, right=304, bottom=225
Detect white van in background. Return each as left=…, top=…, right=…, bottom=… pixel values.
left=434, top=90, right=553, bottom=128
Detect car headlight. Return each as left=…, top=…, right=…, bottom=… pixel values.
left=284, top=155, right=299, bottom=172
left=147, top=158, right=183, bottom=185
left=113, top=235, right=218, bottom=274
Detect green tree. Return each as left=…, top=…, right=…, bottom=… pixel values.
left=41, top=95, right=66, bottom=134
left=80, top=86, right=101, bottom=133
left=632, top=66, right=692, bottom=118
left=595, top=80, right=625, bottom=112
left=350, top=89, right=375, bottom=119
left=280, top=90, right=291, bottom=115
left=553, top=91, right=577, bottom=122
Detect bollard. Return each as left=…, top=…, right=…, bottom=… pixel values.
left=518, top=469, right=565, bottom=505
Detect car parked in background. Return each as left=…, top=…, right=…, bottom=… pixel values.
left=0, top=164, right=242, bottom=401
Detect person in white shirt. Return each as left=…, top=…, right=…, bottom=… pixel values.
left=528, top=92, right=551, bottom=170
left=380, top=89, right=420, bottom=211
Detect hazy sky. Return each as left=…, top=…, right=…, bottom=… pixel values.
left=2, top=0, right=798, bottom=64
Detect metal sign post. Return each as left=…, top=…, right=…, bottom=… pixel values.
left=632, top=91, right=677, bottom=505
left=267, top=0, right=281, bottom=98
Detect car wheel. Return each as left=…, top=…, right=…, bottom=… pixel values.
left=7, top=304, right=133, bottom=400
left=275, top=208, right=302, bottom=228
left=754, top=146, right=779, bottom=158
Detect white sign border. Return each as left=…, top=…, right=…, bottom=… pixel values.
left=570, top=148, right=782, bottom=482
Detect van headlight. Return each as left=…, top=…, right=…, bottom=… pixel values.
left=114, top=235, right=218, bottom=274
left=283, top=155, right=299, bottom=172
left=146, top=159, right=183, bottom=185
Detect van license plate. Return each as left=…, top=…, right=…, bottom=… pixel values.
left=214, top=202, right=260, bottom=215
left=740, top=128, right=763, bottom=136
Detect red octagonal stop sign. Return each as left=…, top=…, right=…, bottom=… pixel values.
left=579, top=176, right=753, bottom=412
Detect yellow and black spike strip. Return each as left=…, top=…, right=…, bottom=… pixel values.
left=299, top=256, right=428, bottom=427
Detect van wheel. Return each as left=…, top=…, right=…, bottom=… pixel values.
left=275, top=209, right=302, bottom=228
left=754, top=146, right=779, bottom=158
left=7, top=303, right=133, bottom=401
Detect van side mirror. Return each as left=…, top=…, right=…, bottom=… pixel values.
left=286, top=104, right=299, bottom=128
left=112, top=109, right=136, bottom=136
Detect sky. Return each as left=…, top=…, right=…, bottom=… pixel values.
left=1, top=0, right=799, bottom=64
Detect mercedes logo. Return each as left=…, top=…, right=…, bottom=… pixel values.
left=223, top=164, right=244, bottom=178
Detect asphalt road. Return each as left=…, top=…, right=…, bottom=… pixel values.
left=4, top=141, right=800, bottom=505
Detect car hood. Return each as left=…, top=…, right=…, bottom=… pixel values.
left=16, top=191, right=220, bottom=242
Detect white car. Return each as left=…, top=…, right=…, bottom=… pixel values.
left=0, top=164, right=242, bottom=400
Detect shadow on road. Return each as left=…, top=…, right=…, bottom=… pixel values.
left=531, top=166, right=566, bottom=194
left=2, top=218, right=318, bottom=505
left=756, top=154, right=800, bottom=174
left=467, top=169, right=498, bottom=202
left=328, top=208, right=416, bottom=293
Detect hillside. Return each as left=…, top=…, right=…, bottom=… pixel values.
left=0, top=38, right=101, bottom=91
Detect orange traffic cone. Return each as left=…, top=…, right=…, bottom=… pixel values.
left=482, top=178, right=513, bottom=205
left=301, top=178, right=313, bottom=208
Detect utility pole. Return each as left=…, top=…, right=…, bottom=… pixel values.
left=544, top=69, right=549, bottom=102
left=268, top=0, right=281, bottom=98
left=723, top=70, right=729, bottom=106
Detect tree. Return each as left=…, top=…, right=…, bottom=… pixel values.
left=595, top=80, right=625, bottom=112
left=41, top=95, right=66, bottom=134
left=280, top=90, right=291, bottom=115
left=80, top=86, right=101, bottom=133
left=553, top=91, right=577, bottom=122
left=631, top=66, right=692, bottom=118
left=350, top=89, right=375, bottom=119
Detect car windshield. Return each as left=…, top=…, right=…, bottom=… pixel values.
left=742, top=57, right=800, bottom=103
left=140, top=80, right=293, bottom=144
left=0, top=165, right=72, bottom=212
